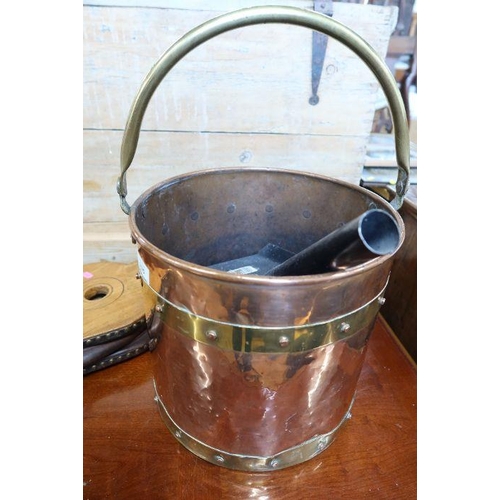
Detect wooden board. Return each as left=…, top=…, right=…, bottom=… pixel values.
left=83, top=130, right=364, bottom=222
left=83, top=1, right=398, bottom=264
left=379, top=187, right=417, bottom=362
left=83, top=1, right=396, bottom=134
left=83, top=261, right=144, bottom=340
left=362, top=132, right=417, bottom=186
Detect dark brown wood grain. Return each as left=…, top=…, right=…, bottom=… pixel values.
left=83, top=315, right=416, bottom=499
left=383, top=188, right=417, bottom=362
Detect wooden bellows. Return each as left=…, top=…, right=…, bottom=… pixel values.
left=83, top=261, right=152, bottom=375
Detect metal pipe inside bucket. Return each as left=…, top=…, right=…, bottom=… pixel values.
left=266, top=209, right=401, bottom=276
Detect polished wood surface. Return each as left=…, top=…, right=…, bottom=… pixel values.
left=83, top=315, right=416, bottom=499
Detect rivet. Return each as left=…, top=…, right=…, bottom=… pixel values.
left=135, top=273, right=141, bottom=279
left=340, top=322, right=350, bottom=333
left=317, top=438, right=327, bottom=451
left=378, top=297, right=386, bottom=305
left=278, top=335, right=290, bottom=348
left=155, top=304, right=163, bottom=313
left=214, top=455, right=225, bottom=463
left=205, top=329, right=218, bottom=341
left=175, top=430, right=182, bottom=439
left=270, top=459, right=279, bottom=468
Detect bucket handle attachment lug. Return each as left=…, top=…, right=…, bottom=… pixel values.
left=117, top=5, right=410, bottom=215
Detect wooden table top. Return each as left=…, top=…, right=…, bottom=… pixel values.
left=83, top=315, right=416, bottom=499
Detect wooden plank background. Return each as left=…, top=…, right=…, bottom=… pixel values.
left=83, top=0, right=398, bottom=263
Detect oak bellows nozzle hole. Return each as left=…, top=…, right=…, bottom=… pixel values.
left=84, top=285, right=111, bottom=301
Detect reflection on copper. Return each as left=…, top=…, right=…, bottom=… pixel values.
left=153, top=318, right=371, bottom=459
left=129, top=168, right=404, bottom=469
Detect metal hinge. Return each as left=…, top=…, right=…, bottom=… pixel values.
left=309, top=0, right=333, bottom=105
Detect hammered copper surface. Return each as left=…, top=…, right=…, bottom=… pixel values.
left=144, top=280, right=385, bottom=354
left=152, top=320, right=373, bottom=458
left=114, top=2, right=412, bottom=475
left=130, top=168, right=404, bottom=469
left=132, top=169, right=404, bottom=327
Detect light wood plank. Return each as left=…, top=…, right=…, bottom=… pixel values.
left=84, top=0, right=313, bottom=8
left=83, top=221, right=135, bottom=264
left=83, top=4, right=397, bottom=134
left=84, top=129, right=366, bottom=221
left=83, top=2, right=398, bottom=263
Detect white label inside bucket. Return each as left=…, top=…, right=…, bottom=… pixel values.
left=227, top=266, right=258, bottom=275
left=137, top=252, right=150, bottom=285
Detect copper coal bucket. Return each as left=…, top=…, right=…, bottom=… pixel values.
left=117, top=6, right=410, bottom=472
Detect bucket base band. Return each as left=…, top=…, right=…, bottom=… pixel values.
left=153, top=380, right=354, bottom=472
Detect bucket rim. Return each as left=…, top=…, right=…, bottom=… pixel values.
left=129, top=167, right=405, bottom=286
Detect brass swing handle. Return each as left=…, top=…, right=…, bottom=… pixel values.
left=117, top=5, right=410, bottom=214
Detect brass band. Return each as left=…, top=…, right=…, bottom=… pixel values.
left=144, top=279, right=387, bottom=353
left=153, top=379, right=355, bottom=472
